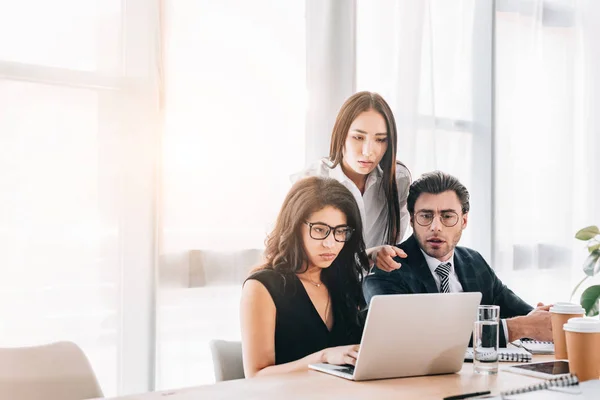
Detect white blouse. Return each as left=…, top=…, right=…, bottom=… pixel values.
left=292, top=158, right=411, bottom=249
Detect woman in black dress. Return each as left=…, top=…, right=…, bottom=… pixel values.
left=240, top=177, right=369, bottom=377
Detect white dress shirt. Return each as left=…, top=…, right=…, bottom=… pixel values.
left=421, top=249, right=510, bottom=344
left=292, top=158, right=411, bottom=249
left=421, top=250, right=464, bottom=293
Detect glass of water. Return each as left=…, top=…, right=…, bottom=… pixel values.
left=473, top=305, right=500, bottom=374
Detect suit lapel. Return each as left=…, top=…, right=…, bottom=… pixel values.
left=417, top=258, right=439, bottom=293
left=454, top=250, right=478, bottom=293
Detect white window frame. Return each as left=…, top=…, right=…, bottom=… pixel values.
left=0, top=0, right=160, bottom=394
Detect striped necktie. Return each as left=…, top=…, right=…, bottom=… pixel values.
left=435, top=262, right=452, bottom=293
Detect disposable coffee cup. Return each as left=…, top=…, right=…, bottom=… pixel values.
left=550, top=302, right=585, bottom=359
left=564, top=317, right=600, bottom=382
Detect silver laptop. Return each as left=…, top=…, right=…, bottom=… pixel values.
left=309, top=292, right=482, bottom=381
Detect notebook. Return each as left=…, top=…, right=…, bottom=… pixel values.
left=464, top=346, right=532, bottom=363
left=475, top=375, right=580, bottom=399
left=500, top=374, right=578, bottom=398
left=516, top=339, right=555, bottom=355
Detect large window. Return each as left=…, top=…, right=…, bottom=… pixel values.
left=0, top=1, right=159, bottom=396
left=3, top=1, right=599, bottom=394
left=157, top=0, right=306, bottom=389
left=356, top=0, right=491, bottom=251
left=493, top=1, right=599, bottom=305
left=357, top=0, right=596, bottom=307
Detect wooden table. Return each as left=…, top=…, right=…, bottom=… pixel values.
left=104, top=356, right=553, bottom=400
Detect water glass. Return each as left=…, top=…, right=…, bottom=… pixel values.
left=473, top=305, right=500, bottom=374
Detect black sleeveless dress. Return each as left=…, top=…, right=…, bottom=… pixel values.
left=245, top=268, right=362, bottom=365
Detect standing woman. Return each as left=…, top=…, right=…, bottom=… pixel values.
left=294, top=91, right=411, bottom=271
left=240, top=177, right=368, bottom=377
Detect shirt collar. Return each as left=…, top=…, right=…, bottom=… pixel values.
left=420, top=249, right=455, bottom=276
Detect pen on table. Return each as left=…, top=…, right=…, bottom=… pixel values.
left=443, top=390, right=492, bottom=400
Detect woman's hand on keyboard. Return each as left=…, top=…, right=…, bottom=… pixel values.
left=322, top=345, right=360, bottom=366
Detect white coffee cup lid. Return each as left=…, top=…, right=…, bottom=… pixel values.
left=550, top=302, right=585, bottom=314
left=564, top=317, right=600, bottom=333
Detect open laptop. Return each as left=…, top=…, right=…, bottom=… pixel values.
left=309, top=292, right=482, bottom=381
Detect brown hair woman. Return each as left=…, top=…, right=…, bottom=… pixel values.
left=240, top=177, right=367, bottom=377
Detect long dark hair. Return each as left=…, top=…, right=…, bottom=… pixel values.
left=328, top=91, right=401, bottom=245
left=259, top=177, right=368, bottom=334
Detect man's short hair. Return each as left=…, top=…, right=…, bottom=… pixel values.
left=407, top=171, right=470, bottom=215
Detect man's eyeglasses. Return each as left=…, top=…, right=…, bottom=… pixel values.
left=305, top=222, right=355, bottom=242
left=414, top=211, right=460, bottom=227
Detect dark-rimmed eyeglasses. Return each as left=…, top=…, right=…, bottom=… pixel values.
left=414, top=211, right=460, bottom=227
left=305, top=222, right=355, bottom=242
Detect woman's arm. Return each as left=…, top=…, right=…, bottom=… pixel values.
left=240, top=279, right=359, bottom=378
left=366, top=245, right=407, bottom=272
left=367, top=163, right=411, bottom=272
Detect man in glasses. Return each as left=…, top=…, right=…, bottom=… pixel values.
left=363, top=171, right=552, bottom=346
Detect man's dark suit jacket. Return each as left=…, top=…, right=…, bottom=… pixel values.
left=363, top=235, right=533, bottom=347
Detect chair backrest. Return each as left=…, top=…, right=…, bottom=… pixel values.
left=209, top=340, right=245, bottom=382
left=0, top=341, right=103, bottom=400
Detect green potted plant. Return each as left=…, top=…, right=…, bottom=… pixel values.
left=571, top=225, right=600, bottom=316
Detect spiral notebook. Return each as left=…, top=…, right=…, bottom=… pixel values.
left=464, top=347, right=532, bottom=363
left=499, top=374, right=579, bottom=398
left=517, top=339, right=555, bottom=355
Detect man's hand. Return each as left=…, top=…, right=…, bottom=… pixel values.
left=507, top=307, right=553, bottom=342
left=370, top=245, right=407, bottom=272
left=531, top=302, right=553, bottom=312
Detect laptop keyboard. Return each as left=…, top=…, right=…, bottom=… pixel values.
left=338, top=365, right=355, bottom=375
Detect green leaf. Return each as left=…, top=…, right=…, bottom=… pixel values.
left=576, top=226, right=600, bottom=241
left=582, top=250, right=600, bottom=276
left=580, top=285, right=600, bottom=317
left=589, top=242, right=600, bottom=253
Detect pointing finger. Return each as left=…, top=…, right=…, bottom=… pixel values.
left=378, top=257, right=394, bottom=272
left=393, top=247, right=408, bottom=259
left=384, top=246, right=395, bottom=256
left=380, top=255, right=400, bottom=272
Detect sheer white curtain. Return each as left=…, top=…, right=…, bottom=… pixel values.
left=494, top=0, right=600, bottom=304
left=0, top=0, right=160, bottom=395
left=356, top=0, right=490, bottom=250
